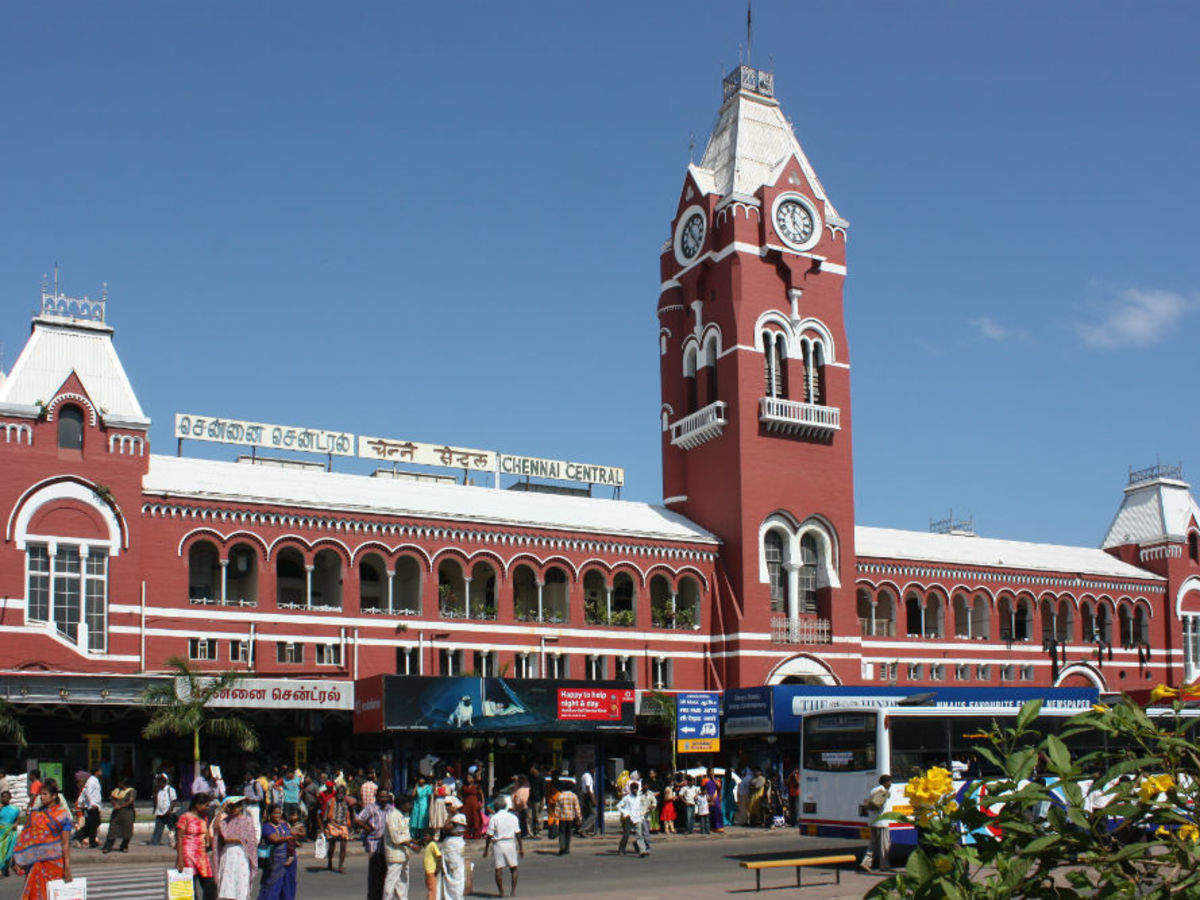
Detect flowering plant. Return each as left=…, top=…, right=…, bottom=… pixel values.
left=868, top=688, right=1200, bottom=899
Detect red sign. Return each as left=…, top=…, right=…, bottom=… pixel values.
left=353, top=675, right=386, bottom=733
left=557, top=687, right=635, bottom=721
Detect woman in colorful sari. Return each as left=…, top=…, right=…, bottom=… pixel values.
left=410, top=777, right=431, bottom=839
left=0, top=790, right=21, bottom=876
left=702, top=769, right=724, bottom=833
left=459, top=775, right=484, bottom=840
left=213, top=797, right=258, bottom=900
left=176, top=793, right=215, bottom=900
left=320, top=786, right=351, bottom=874
left=256, top=804, right=297, bottom=900
left=13, top=780, right=72, bottom=900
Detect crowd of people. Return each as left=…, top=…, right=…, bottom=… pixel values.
left=0, top=758, right=802, bottom=899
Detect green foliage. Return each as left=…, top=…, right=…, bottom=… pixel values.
left=867, top=697, right=1200, bottom=899
left=0, top=699, right=26, bottom=748
left=141, top=656, right=259, bottom=761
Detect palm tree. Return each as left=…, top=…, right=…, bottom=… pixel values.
left=141, top=656, right=259, bottom=765
left=0, top=698, right=27, bottom=749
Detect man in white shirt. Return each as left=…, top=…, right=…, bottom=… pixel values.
left=381, top=792, right=412, bottom=900
left=485, top=801, right=523, bottom=897
left=149, top=774, right=178, bottom=847
left=616, top=782, right=649, bottom=857
left=860, top=774, right=894, bottom=872
left=74, top=767, right=103, bottom=848
left=579, top=768, right=596, bottom=835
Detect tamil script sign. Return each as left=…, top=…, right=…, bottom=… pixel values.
left=676, top=691, right=721, bottom=753
left=176, top=677, right=354, bottom=711
left=358, top=436, right=496, bottom=471
left=175, top=414, right=355, bottom=456
left=499, top=453, right=625, bottom=486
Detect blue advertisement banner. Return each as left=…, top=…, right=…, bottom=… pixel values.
left=676, top=691, right=721, bottom=752
left=723, top=686, right=774, bottom=736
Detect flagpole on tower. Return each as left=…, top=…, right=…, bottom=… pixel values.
left=746, top=1, right=753, bottom=67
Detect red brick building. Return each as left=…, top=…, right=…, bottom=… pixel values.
left=1, top=66, right=1197, bottom=759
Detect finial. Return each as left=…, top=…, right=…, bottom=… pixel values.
left=101, top=281, right=108, bottom=301
left=689, top=132, right=696, bottom=163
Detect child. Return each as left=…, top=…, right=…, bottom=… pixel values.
left=695, top=785, right=711, bottom=834
left=421, top=833, right=442, bottom=900
left=286, top=808, right=306, bottom=844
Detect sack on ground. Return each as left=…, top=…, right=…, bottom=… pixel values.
left=314, top=832, right=328, bottom=860
left=167, top=869, right=195, bottom=900
left=47, top=878, right=87, bottom=900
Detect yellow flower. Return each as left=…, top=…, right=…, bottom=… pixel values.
left=1139, top=774, right=1176, bottom=803
left=1180, top=825, right=1200, bottom=843
left=1150, top=684, right=1179, bottom=703
left=1091, top=704, right=1110, bottom=713
left=1156, top=826, right=1171, bottom=838
left=945, top=800, right=959, bottom=814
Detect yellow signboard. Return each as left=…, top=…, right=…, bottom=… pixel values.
left=677, top=737, right=720, bottom=754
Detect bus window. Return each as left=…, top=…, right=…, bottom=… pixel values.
left=802, top=713, right=877, bottom=772
left=890, top=716, right=951, bottom=779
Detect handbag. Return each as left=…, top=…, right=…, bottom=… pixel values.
left=313, top=832, right=328, bottom=860
left=167, top=869, right=195, bottom=900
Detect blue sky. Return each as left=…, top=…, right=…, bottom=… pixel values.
left=2, top=2, right=1196, bottom=547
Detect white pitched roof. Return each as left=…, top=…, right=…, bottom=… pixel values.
left=0, top=317, right=148, bottom=427
left=1102, top=478, right=1200, bottom=548
left=142, top=455, right=718, bottom=544
left=855, top=526, right=1161, bottom=582
left=692, top=91, right=840, bottom=219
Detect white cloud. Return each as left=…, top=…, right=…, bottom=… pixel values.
left=971, top=316, right=1027, bottom=342
left=1076, top=288, right=1196, bottom=349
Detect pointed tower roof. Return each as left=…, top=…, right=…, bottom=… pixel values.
left=0, top=290, right=149, bottom=429
left=1102, top=464, right=1200, bottom=548
left=690, top=65, right=842, bottom=221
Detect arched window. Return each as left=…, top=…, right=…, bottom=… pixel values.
left=392, top=556, right=422, bottom=614
left=611, top=572, right=636, bottom=625
left=1134, top=604, right=1149, bottom=646
left=764, top=531, right=787, bottom=613
left=1055, top=599, right=1073, bottom=643
left=543, top=566, right=569, bottom=623
left=876, top=590, right=896, bottom=637
left=925, top=592, right=945, bottom=638
left=803, top=341, right=827, bottom=405
left=1189, top=531, right=1199, bottom=563
left=583, top=569, right=609, bottom=624
left=1080, top=602, right=1096, bottom=643
left=798, top=534, right=819, bottom=615
left=763, top=332, right=788, bottom=398
left=188, top=541, right=221, bottom=602
left=953, top=593, right=971, bottom=638
left=311, top=549, right=343, bottom=610
left=469, top=561, right=497, bottom=619
left=438, top=559, right=466, bottom=617
left=57, top=404, right=84, bottom=450
left=857, top=589, right=874, bottom=636
left=227, top=543, right=258, bottom=606
left=1095, top=603, right=1112, bottom=645
left=359, top=554, right=387, bottom=612
left=276, top=547, right=307, bottom=608
left=513, top=565, right=539, bottom=621
left=703, top=337, right=719, bottom=403
left=683, top=346, right=698, bottom=414
left=1118, top=604, right=1134, bottom=649
left=905, top=593, right=923, bottom=637
left=971, top=594, right=990, bottom=640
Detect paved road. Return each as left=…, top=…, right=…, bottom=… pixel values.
left=0, top=830, right=891, bottom=899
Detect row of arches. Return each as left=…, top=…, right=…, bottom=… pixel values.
left=187, top=539, right=704, bottom=627
left=856, top=585, right=1152, bottom=647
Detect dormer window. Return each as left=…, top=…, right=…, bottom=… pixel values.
left=57, top=404, right=84, bottom=449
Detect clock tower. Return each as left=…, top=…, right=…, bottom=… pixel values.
left=658, top=65, right=856, bottom=687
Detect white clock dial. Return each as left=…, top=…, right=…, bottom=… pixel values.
left=680, top=212, right=705, bottom=259
left=775, top=199, right=814, bottom=245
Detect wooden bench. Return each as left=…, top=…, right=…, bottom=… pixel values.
left=740, top=854, right=858, bottom=892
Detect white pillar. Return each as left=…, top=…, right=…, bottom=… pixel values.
left=920, top=603, right=927, bottom=638
left=784, top=563, right=800, bottom=623
left=670, top=591, right=677, bottom=623
left=463, top=576, right=473, bottom=619
left=536, top=581, right=544, bottom=622
left=869, top=600, right=876, bottom=637
left=219, top=559, right=229, bottom=605
left=305, top=564, right=314, bottom=608
left=605, top=587, right=612, bottom=622
left=387, top=569, right=395, bottom=613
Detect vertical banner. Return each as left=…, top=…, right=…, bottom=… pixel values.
left=676, top=691, right=722, bottom=753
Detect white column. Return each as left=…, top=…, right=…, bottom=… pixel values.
left=219, top=559, right=229, bottom=605
left=920, top=603, right=927, bottom=638
left=304, top=564, right=314, bottom=608
left=605, top=587, right=612, bottom=622
left=387, top=569, right=395, bottom=613
left=784, top=563, right=800, bottom=623
left=463, top=576, right=473, bottom=619
left=670, top=591, right=677, bottom=623
left=869, top=600, right=877, bottom=637
left=536, top=581, right=544, bottom=622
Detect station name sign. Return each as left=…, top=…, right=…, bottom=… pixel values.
left=175, top=413, right=354, bottom=456
left=499, top=453, right=624, bottom=486
left=174, top=412, right=625, bottom=486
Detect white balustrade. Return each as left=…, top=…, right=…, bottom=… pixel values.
left=669, top=401, right=727, bottom=450
left=759, top=397, right=840, bottom=437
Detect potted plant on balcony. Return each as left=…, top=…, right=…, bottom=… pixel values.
left=438, top=584, right=463, bottom=618
left=611, top=610, right=635, bottom=627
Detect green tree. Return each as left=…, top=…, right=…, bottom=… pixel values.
left=0, top=698, right=27, bottom=749
left=868, top=693, right=1200, bottom=899
left=141, top=656, right=259, bottom=765
left=644, top=690, right=678, bottom=771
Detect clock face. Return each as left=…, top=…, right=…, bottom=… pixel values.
left=775, top=198, right=815, bottom=247
left=680, top=212, right=706, bottom=259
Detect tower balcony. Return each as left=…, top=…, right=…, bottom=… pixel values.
left=770, top=616, right=833, bottom=644
left=759, top=397, right=841, bottom=438
left=669, top=400, right=727, bottom=450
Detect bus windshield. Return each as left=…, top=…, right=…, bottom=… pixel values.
left=802, top=712, right=876, bottom=772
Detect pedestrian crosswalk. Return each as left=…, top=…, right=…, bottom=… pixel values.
left=73, top=864, right=168, bottom=900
